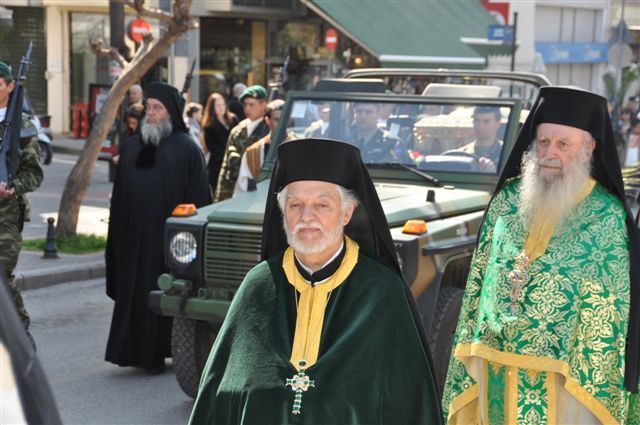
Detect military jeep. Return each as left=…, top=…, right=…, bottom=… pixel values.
left=150, top=71, right=551, bottom=397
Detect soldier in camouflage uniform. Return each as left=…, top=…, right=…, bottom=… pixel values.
left=213, top=85, right=269, bottom=202
left=0, top=60, right=44, bottom=329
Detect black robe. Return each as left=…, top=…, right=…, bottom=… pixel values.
left=203, top=117, right=239, bottom=191
left=189, top=248, right=441, bottom=424
left=105, top=131, right=211, bottom=370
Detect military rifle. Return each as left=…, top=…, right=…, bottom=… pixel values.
left=176, top=59, right=197, bottom=112
left=0, top=42, right=33, bottom=186
left=180, top=59, right=197, bottom=98
left=268, top=55, right=289, bottom=102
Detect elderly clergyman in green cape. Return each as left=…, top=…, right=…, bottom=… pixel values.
left=443, top=87, right=640, bottom=424
left=190, top=139, right=442, bottom=424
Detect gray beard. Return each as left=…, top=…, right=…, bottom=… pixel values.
left=283, top=221, right=344, bottom=255
left=518, top=142, right=593, bottom=230
left=141, top=117, right=173, bottom=146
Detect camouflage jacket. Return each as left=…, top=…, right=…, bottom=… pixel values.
left=0, top=114, right=43, bottom=228
left=214, top=118, right=269, bottom=202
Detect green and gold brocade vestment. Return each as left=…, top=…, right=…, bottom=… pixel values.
left=443, top=178, right=640, bottom=424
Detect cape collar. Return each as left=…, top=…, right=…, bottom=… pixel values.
left=294, top=240, right=346, bottom=286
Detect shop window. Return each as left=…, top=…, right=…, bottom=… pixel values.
left=276, top=22, right=320, bottom=59
left=199, top=17, right=267, bottom=103
left=70, top=13, right=111, bottom=106
left=0, top=6, right=47, bottom=115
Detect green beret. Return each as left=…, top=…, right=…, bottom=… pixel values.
left=239, top=85, right=267, bottom=102
left=0, top=61, right=12, bottom=80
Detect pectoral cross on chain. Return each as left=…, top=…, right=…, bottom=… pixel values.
left=285, top=359, right=315, bottom=415
left=508, top=251, right=530, bottom=314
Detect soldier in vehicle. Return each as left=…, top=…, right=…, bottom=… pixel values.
left=190, top=139, right=442, bottom=424
left=214, top=85, right=269, bottom=202
left=346, top=102, right=401, bottom=163
left=452, top=106, right=503, bottom=172
left=0, top=60, right=43, bottom=331
left=303, top=102, right=330, bottom=138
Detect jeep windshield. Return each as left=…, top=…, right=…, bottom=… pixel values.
left=265, top=92, right=521, bottom=187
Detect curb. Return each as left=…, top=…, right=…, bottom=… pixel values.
left=16, top=262, right=106, bottom=291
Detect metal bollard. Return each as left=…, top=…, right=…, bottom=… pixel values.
left=42, top=217, right=59, bottom=259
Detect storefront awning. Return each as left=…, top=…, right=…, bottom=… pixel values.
left=302, top=0, right=499, bottom=69
left=460, top=37, right=517, bottom=57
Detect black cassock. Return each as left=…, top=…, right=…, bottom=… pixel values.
left=105, top=131, right=211, bottom=371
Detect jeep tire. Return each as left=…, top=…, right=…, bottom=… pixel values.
left=429, top=287, right=464, bottom=394
left=171, top=318, right=218, bottom=398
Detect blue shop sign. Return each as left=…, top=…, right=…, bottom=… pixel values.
left=488, top=25, right=515, bottom=43
left=535, top=42, right=609, bottom=64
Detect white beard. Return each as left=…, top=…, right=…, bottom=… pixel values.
left=519, top=142, right=593, bottom=229
left=141, top=116, right=173, bottom=146
left=284, top=220, right=344, bottom=255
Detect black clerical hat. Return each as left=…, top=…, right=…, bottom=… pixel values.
left=260, top=138, right=400, bottom=274
left=495, top=86, right=640, bottom=393
left=145, top=82, right=188, bottom=133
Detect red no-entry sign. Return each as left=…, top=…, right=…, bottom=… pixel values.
left=325, top=28, right=338, bottom=50
left=128, top=17, right=151, bottom=44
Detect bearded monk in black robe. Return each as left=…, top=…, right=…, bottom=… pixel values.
left=105, top=82, right=211, bottom=372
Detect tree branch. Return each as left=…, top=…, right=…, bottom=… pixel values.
left=90, top=39, right=129, bottom=68
left=130, top=33, right=153, bottom=65
left=114, top=0, right=175, bottom=27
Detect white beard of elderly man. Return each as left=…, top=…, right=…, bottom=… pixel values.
left=519, top=123, right=595, bottom=228
left=189, top=138, right=442, bottom=425
left=443, top=86, right=640, bottom=424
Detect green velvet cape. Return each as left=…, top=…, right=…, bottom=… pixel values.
left=189, top=250, right=441, bottom=425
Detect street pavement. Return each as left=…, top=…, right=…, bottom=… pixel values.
left=14, top=135, right=111, bottom=291
left=24, top=278, right=193, bottom=424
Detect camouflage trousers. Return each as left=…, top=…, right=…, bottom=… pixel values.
left=0, top=222, right=30, bottom=329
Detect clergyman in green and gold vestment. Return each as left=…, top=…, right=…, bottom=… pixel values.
left=443, top=178, right=639, bottom=424
left=443, top=86, right=640, bottom=424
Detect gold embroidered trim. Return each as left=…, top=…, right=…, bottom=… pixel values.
left=547, top=371, right=556, bottom=425
left=447, top=384, right=479, bottom=424
left=506, top=365, right=518, bottom=424
left=483, top=360, right=489, bottom=425
left=282, top=236, right=359, bottom=371
left=454, top=343, right=619, bottom=425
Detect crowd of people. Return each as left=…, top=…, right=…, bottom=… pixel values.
left=112, top=81, right=278, bottom=201
left=105, top=79, right=640, bottom=422
left=3, top=50, right=640, bottom=422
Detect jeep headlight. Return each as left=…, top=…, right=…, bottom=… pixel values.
left=169, top=231, right=197, bottom=264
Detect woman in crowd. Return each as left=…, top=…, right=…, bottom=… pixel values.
left=201, top=93, right=239, bottom=192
